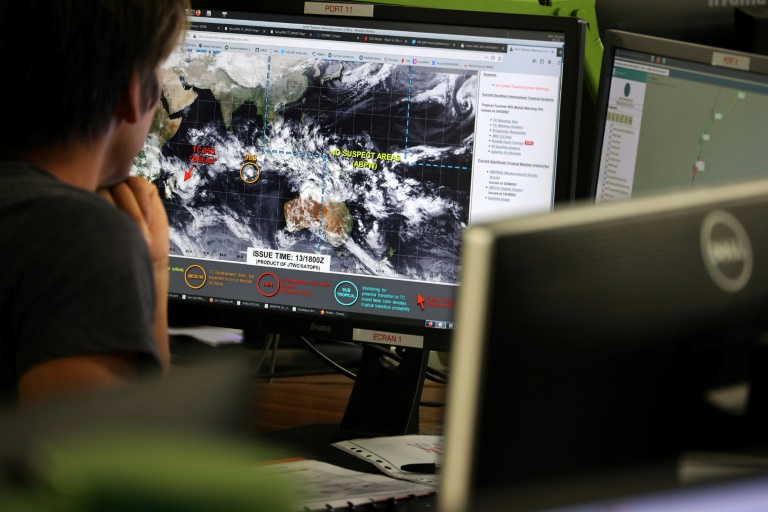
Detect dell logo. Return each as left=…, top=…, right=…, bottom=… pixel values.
left=709, top=238, right=746, bottom=265
left=700, top=210, right=753, bottom=293
left=310, top=323, right=332, bottom=333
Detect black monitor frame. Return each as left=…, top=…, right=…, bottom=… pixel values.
left=441, top=178, right=768, bottom=512
left=161, top=0, right=586, bottom=438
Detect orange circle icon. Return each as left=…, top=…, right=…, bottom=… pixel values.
left=240, top=162, right=261, bottom=184
left=184, top=265, right=207, bottom=289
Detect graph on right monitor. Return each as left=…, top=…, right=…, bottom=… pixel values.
left=591, top=30, right=768, bottom=204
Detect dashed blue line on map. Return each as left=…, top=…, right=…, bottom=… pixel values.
left=263, top=59, right=271, bottom=143
left=317, top=161, right=327, bottom=251
left=260, top=149, right=326, bottom=158
left=405, top=66, right=412, bottom=155
left=419, top=162, right=469, bottom=170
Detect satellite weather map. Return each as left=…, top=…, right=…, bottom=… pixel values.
left=133, top=46, right=476, bottom=285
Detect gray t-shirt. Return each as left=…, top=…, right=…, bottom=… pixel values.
left=0, top=161, right=161, bottom=402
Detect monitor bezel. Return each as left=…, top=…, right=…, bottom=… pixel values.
left=442, top=177, right=768, bottom=512
left=168, top=0, right=586, bottom=352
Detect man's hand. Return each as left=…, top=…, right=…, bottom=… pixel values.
left=98, top=177, right=170, bottom=370
left=98, top=176, right=169, bottom=264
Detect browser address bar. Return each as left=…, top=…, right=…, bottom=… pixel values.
left=188, top=31, right=498, bottom=62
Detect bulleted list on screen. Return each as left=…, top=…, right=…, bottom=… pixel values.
left=470, top=70, right=560, bottom=224
left=596, top=65, right=646, bottom=203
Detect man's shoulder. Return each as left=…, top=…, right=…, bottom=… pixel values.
left=0, top=160, right=92, bottom=201
left=0, top=161, right=148, bottom=265
left=0, top=160, right=136, bottom=228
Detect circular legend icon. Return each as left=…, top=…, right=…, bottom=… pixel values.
left=334, top=280, right=359, bottom=306
left=184, top=265, right=207, bottom=289
left=257, top=272, right=280, bottom=297
left=240, top=162, right=261, bottom=184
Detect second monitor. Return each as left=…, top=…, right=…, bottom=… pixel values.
left=443, top=177, right=768, bottom=512
left=592, top=30, right=768, bottom=203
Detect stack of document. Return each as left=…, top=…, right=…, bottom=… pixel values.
left=333, top=434, right=443, bottom=486
left=256, top=459, right=435, bottom=510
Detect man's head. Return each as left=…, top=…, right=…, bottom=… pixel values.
left=0, top=0, right=189, bottom=153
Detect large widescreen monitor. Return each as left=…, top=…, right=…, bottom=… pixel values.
left=132, top=0, right=585, bottom=437
left=441, top=178, right=768, bottom=512
left=591, top=30, right=768, bottom=203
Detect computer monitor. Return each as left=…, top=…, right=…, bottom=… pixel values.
left=441, top=178, right=768, bottom=512
left=595, top=0, right=739, bottom=50
left=591, top=30, right=768, bottom=203
left=131, top=0, right=585, bottom=437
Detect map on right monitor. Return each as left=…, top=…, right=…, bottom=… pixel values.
left=592, top=30, right=768, bottom=203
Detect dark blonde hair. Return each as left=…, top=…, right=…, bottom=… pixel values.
left=0, top=0, right=189, bottom=148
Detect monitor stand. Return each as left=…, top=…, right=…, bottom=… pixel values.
left=333, top=344, right=430, bottom=441
left=243, top=331, right=430, bottom=440
left=250, top=332, right=281, bottom=380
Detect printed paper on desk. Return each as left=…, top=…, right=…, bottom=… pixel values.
left=254, top=459, right=435, bottom=510
left=168, top=326, right=243, bottom=346
left=332, top=435, right=443, bottom=486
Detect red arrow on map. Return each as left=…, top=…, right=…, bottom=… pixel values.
left=417, top=294, right=425, bottom=310
left=184, top=166, right=194, bottom=181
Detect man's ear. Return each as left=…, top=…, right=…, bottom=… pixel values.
left=113, top=71, right=142, bottom=125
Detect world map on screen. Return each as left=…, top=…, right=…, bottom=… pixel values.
left=133, top=47, right=476, bottom=285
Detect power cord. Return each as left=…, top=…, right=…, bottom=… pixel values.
left=297, top=336, right=356, bottom=380
left=298, top=336, right=447, bottom=407
left=364, top=343, right=448, bottom=384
